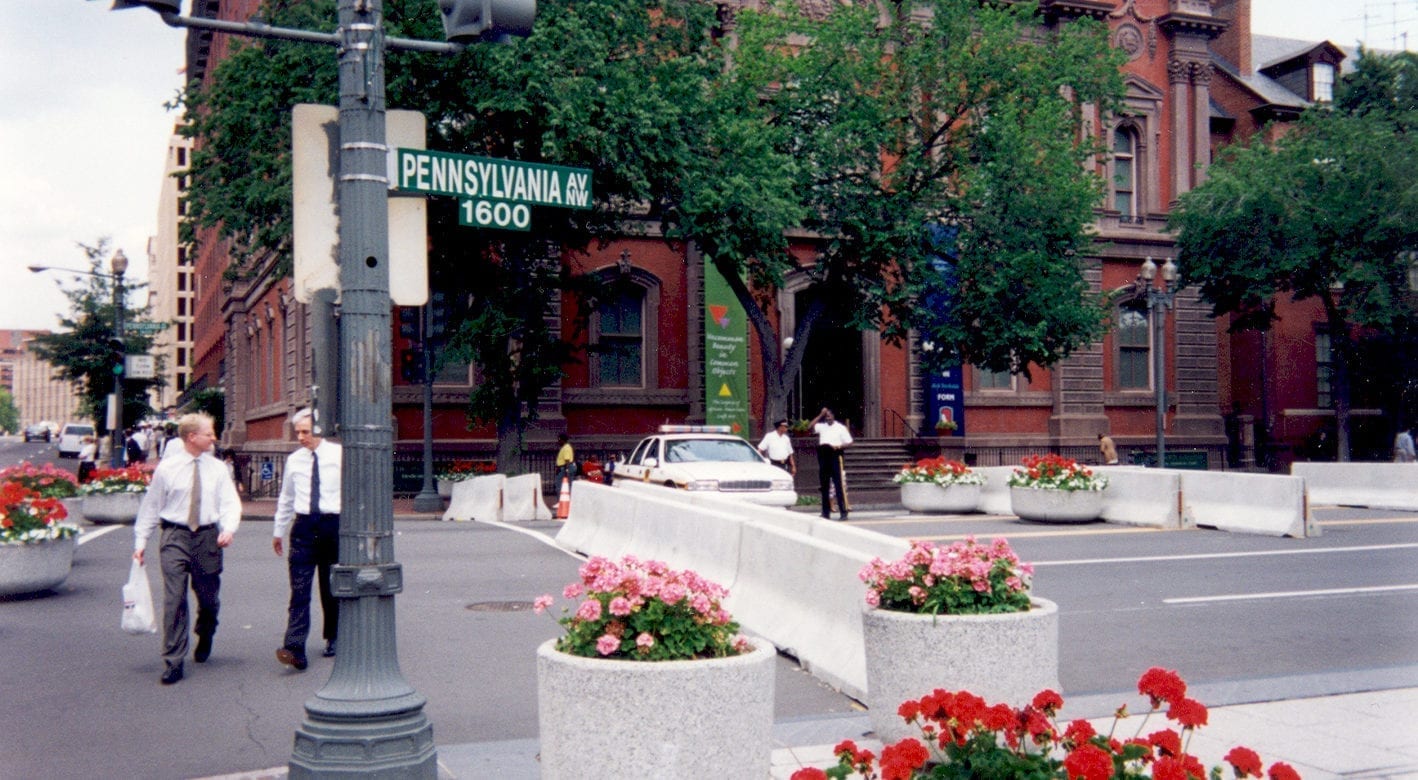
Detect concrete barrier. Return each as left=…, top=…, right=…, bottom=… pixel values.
left=442, top=473, right=505, bottom=522
left=1180, top=471, right=1316, bottom=537
left=975, top=466, right=1017, bottom=515
left=1291, top=462, right=1418, bottom=511
left=503, top=473, right=552, bottom=522
left=1094, top=467, right=1186, bottom=529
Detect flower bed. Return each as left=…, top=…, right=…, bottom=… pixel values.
left=434, top=460, right=496, bottom=483
left=892, top=457, right=984, bottom=488
left=1007, top=454, right=1108, bottom=492
left=0, top=480, right=77, bottom=545
left=0, top=463, right=80, bottom=500
left=78, top=465, right=153, bottom=496
left=860, top=537, right=1031, bottom=615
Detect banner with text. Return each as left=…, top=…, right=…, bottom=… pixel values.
left=704, top=261, right=750, bottom=437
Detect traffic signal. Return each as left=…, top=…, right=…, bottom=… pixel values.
left=111, top=0, right=182, bottom=13
left=400, top=348, right=424, bottom=383
left=109, top=337, right=126, bottom=376
left=437, top=0, right=535, bottom=43
left=398, top=307, right=421, bottom=341
left=427, top=291, right=449, bottom=346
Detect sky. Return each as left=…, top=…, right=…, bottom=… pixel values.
left=0, top=0, right=1412, bottom=333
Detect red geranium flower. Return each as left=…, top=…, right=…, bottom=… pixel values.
left=1063, top=742, right=1114, bottom=780
left=789, top=769, right=827, bottom=780
left=1225, top=746, right=1264, bottom=777
left=1032, top=688, right=1064, bottom=715
left=1268, top=762, right=1303, bottom=780
left=1138, top=667, right=1188, bottom=707
left=1148, top=728, right=1183, bottom=757
left=1167, top=697, right=1209, bottom=728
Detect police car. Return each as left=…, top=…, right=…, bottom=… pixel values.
left=616, top=425, right=797, bottom=506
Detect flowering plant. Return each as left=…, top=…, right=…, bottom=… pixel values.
left=934, top=419, right=958, bottom=434
left=892, top=457, right=985, bottom=488
left=434, top=460, right=496, bottom=482
left=0, top=481, right=77, bottom=545
left=860, top=537, right=1032, bottom=615
left=1008, top=454, right=1108, bottom=492
left=0, top=462, right=80, bottom=499
left=793, top=667, right=1301, bottom=780
left=790, top=419, right=814, bottom=435
left=78, top=465, right=153, bottom=496
left=535, top=555, right=749, bottom=661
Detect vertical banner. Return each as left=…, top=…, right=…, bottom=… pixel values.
left=923, top=224, right=966, bottom=436
left=926, top=367, right=966, bottom=436
left=704, top=261, right=750, bottom=436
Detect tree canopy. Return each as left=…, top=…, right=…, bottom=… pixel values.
left=1171, top=50, right=1418, bottom=459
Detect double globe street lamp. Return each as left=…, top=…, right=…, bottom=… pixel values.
left=29, top=249, right=130, bottom=467
left=1137, top=255, right=1179, bottom=468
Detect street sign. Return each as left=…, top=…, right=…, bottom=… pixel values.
left=124, top=355, right=156, bottom=380
left=125, top=322, right=169, bottom=335
left=393, top=148, right=592, bottom=214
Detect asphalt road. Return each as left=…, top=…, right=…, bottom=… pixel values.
left=2, top=438, right=1416, bottom=778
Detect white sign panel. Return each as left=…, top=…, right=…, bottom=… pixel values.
left=125, top=355, right=156, bottom=380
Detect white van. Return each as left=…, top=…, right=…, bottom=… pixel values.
left=57, top=423, right=95, bottom=458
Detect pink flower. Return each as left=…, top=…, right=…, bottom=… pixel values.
left=563, top=583, right=583, bottom=599
left=608, top=596, right=633, bottom=617
left=595, top=634, right=620, bottom=656
left=576, top=599, right=602, bottom=622
left=532, top=595, right=554, bottom=614
left=635, top=632, right=655, bottom=650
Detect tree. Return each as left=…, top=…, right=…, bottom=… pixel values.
left=28, top=240, right=162, bottom=435
left=674, top=0, right=1125, bottom=426
left=0, top=387, right=18, bottom=435
left=1172, top=51, right=1418, bottom=460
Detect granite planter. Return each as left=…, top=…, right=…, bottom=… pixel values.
left=0, top=537, right=77, bottom=597
left=82, top=492, right=145, bottom=525
left=436, top=479, right=453, bottom=499
left=1009, top=487, right=1104, bottom=524
left=60, top=497, right=84, bottom=523
left=900, top=482, right=982, bottom=514
left=862, top=598, right=1060, bottom=744
left=537, top=638, right=775, bottom=779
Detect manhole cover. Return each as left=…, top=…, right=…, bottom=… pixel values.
left=465, top=601, right=535, bottom=613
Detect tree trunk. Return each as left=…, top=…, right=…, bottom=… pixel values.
left=495, top=404, right=524, bottom=474
left=1323, top=295, right=1352, bottom=462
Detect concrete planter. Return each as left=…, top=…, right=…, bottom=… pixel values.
left=82, top=492, right=145, bottom=525
left=537, top=638, right=775, bottom=779
left=862, top=598, right=1059, bottom=744
left=436, top=479, right=453, bottom=499
left=60, top=498, right=84, bottom=523
left=1009, top=487, right=1104, bottom=524
left=0, top=536, right=77, bottom=597
left=900, top=482, right=982, bottom=514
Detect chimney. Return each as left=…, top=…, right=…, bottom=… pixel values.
left=1211, top=0, right=1253, bottom=76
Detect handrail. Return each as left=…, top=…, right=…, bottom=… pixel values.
left=883, top=409, right=921, bottom=439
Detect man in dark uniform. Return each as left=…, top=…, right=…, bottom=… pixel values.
left=273, top=408, right=341, bottom=671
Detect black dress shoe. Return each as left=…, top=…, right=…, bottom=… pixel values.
left=276, top=647, right=308, bottom=671
left=161, top=664, right=184, bottom=685
left=194, top=635, right=212, bottom=663
left=322, top=640, right=336, bottom=658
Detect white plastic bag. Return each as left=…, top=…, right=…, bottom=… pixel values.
left=121, top=559, right=158, bottom=635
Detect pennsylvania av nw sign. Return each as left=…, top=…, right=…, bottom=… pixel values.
left=393, top=148, right=592, bottom=232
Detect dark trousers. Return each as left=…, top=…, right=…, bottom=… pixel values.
left=817, top=445, right=846, bottom=518
left=159, top=523, right=223, bottom=668
left=283, top=513, right=339, bottom=652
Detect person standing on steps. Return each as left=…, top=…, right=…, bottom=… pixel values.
left=810, top=407, right=852, bottom=521
left=273, top=408, right=342, bottom=672
left=1098, top=433, right=1119, bottom=465
left=132, top=412, right=242, bottom=685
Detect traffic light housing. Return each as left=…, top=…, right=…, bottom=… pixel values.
left=111, top=0, right=182, bottom=13
left=400, top=349, right=424, bottom=383
left=398, top=307, right=421, bottom=341
left=109, top=337, right=126, bottom=376
left=438, top=0, right=535, bottom=43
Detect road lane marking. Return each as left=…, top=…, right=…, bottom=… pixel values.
left=77, top=525, right=124, bottom=546
left=1030, top=542, right=1418, bottom=567
left=1318, top=517, right=1418, bottom=526
left=914, top=527, right=1162, bottom=542
left=1164, top=584, right=1418, bottom=605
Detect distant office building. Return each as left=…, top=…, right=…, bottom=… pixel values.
left=146, top=129, right=196, bottom=413
left=4, top=331, right=82, bottom=427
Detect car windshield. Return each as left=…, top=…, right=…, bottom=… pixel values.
left=65, top=426, right=94, bottom=436
left=663, top=438, right=762, bottom=464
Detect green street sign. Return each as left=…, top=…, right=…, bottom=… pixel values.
left=125, top=322, right=169, bottom=335
left=393, top=148, right=592, bottom=210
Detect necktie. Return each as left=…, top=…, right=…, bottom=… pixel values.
left=187, top=459, right=202, bottom=531
left=309, top=450, right=321, bottom=517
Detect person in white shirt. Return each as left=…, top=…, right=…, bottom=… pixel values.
left=810, top=407, right=853, bottom=521
left=757, top=419, right=797, bottom=475
left=133, top=412, right=242, bottom=685
left=273, top=408, right=342, bottom=671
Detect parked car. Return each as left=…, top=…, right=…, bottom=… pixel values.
left=57, top=423, right=95, bottom=458
left=22, top=424, right=51, bottom=443
left=614, top=426, right=797, bottom=506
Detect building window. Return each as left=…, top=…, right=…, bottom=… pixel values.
left=595, top=287, right=645, bottom=387
left=1312, top=63, right=1335, bottom=103
left=975, top=367, right=1014, bottom=391
left=1112, top=126, right=1138, bottom=219
left=177, top=147, right=187, bottom=167
left=1117, top=303, right=1151, bottom=389
left=1315, top=331, right=1333, bottom=408
left=177, top=298, right=186, bottom=317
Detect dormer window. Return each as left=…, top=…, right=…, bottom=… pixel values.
left=1312, top=62, right=1335, bottom=103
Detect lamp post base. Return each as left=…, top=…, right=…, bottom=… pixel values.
left=411, top=490, right=442, bottom=513
left=289, top=703, right=436, bottom=778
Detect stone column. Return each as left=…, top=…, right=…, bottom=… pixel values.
left=1191, top=62, right=1213, bottom=187
left=1169, top=58, right=1192, bottom=198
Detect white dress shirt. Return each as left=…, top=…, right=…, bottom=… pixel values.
left=814, top=420, right=853, bottom=449
left=274, top=439, right=343, bottom=538
left=134, top=451, right=243, bottom=550
left=757, top=430, right=795, bottom=462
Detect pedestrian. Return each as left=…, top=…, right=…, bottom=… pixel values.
left=1394, top=426, right=1416, bottom=463
left=273, top=408, right=341, bottom=671
left=757, top=418, right=797, bottom=476
left=1098, top=433, right=1119, bottom=465
left=132, top=412, right=242, bottom=685
left=555, top=433, right=576, bottom=485
left=77, top=435, right=98, bottom=483
left=810, top=407, right=852, bottom=521
left=125, top=428, right=147, bottom=465
left=604, top=454, right=617, bottom=486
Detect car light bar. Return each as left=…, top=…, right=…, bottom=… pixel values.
left=657, top=425, right=732, bottom=434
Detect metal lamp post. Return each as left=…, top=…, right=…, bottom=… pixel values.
left=1138, top=256, right=1179, bottom=468
left=28, top=248, right=129, bottom=467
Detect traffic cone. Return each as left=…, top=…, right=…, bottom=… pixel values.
left=555, top=477, right=571, bottom=520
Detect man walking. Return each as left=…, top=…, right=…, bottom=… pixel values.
left=133, top=412, right=241, bottom=685
left=273, top=408, right=342, bottom=671
left=757, top=419, right=797, bottom=476
left=810, top=407, right=852, bottom=521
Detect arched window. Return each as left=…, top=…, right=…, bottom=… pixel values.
left=1117, top=303, right=1150, bottom=390
left=588, top=268, right=661, bottom=390
left=1112, top=126, right=1139, bottom=219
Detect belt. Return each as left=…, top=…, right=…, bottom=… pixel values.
left=296, top=513, right=340, bottom=521
left=770, top=458, right=791, bottom=467
left=161, top=520, right=214, bottom=531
